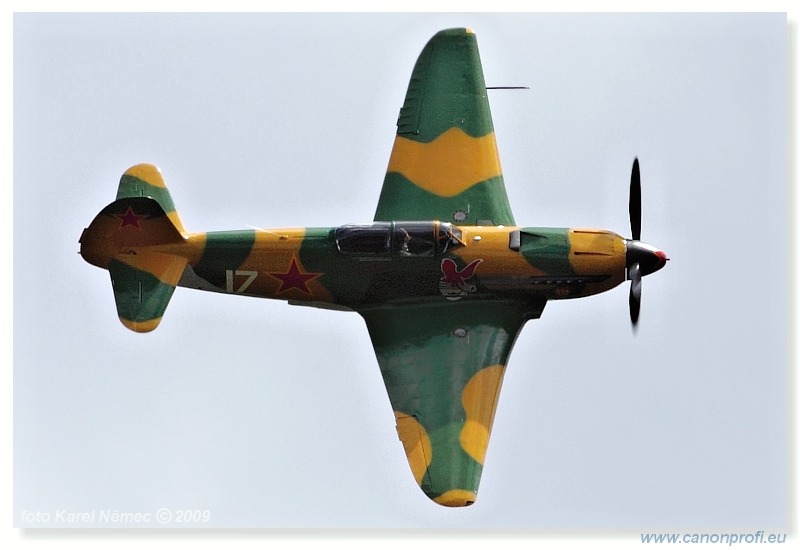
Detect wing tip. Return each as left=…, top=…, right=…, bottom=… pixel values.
left=119, top=316, right=162, bottom=333
left=435, top=27, right=474, bottom=36
left=433, top=489, right=478, bottom=507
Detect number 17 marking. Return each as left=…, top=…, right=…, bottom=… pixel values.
left=225, top=270, right=258, bottom=293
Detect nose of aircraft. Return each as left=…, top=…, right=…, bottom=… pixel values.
left=626, top=240, right=668, bottom=276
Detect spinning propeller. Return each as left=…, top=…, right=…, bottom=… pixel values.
left=625, top=158, right=668, bottom=329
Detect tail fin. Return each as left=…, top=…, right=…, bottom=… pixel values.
left=80, top=164, right=188, bottom=333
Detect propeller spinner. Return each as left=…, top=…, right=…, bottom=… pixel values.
left=625, top=158, right=668, bottom=329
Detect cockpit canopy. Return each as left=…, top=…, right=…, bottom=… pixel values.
left=335, top=222, right=463, bottom=257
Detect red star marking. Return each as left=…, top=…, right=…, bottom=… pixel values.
left=115, top=206, right=147, bottom=229
left=268, top=256, right=321, bottom=295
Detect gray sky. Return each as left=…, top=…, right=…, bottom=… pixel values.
left=12, top=11, right=789, bottom=531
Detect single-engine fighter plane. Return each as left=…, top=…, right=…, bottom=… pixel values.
left=80, top=28, right=667, bottom=507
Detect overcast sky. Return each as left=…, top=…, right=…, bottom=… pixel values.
left=12, top=10, right=789, bottom=532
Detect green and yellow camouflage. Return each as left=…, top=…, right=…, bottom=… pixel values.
left=80, top=28, right=667, bottom=507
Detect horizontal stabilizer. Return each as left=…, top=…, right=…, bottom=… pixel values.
left=110, top=252, right=187, bottom=332
left=117, top=163, right=186, bottom=234
left=80, top=181, right=189, bottom=332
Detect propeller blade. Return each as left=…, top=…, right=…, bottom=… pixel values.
left=629, top=262, right=642, bottom=327
left=629, top=157, right=641, bottom=241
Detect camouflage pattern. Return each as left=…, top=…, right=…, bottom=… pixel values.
left=79, top=29, right=647, bottom=507
left=374, top=28, right=514, bottom=226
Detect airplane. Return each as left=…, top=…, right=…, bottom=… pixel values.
left=79, top=28, right=667, bottom=508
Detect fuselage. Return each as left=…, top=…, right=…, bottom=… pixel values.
left=156, top=222, right=628, bottom=310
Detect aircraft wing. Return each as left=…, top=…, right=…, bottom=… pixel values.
left=359, top=298, right=544, bottom=506
left=374, top=28, right=516, bottom=226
